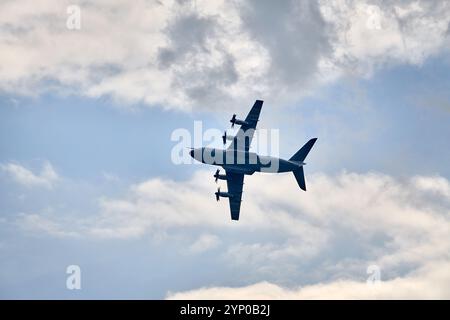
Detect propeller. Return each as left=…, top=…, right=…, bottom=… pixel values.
left=222, top=131, right=227, bottom=145
left=215, top=187, right=220, bottom=201
left=230, top=114, right=236, bottom=128
left=214, top=169, right=220, bottom=183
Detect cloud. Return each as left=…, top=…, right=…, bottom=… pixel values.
left=167, top=260, right=450, bottom=299
left=15, top=213, right=78, bottom=238
left=239, top=0, right=331, bottom=89
left=101, top=172, right=120, bottom=183
left=188, top=234, right=221, bottom=254
left=321, top=0, right=450, bottom=76
left=14, top=169, right=450, bottom=298
left=1, top=161, right=59, bottom=188
left=1, top=0, right=449, bottom=110
left=412, top=175, right=450, bottom=197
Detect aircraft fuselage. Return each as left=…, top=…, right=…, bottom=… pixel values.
left=190, top=147, right=302, bottom=174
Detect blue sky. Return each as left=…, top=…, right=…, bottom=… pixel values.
left=3, top=57, right=449, bottom=182
left=1, top=0, right=450, bottom=299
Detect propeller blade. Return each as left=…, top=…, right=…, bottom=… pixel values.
left=230, top=114, right=236, bottom=128
left=222, top=132, right=226, bottom=144
left=214, top=169, right=220, bottom=183
left=215, top=187, right=220, bottom=201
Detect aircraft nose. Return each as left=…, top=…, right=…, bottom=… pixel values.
left=189, top=149, right=194, bottom=158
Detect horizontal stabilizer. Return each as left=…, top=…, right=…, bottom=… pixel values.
left=293, top=167, right=306, bottom=191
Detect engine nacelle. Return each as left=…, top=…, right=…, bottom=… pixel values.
left=214, top=169, right=227, bottom=183
left=215, top=187, right=233, bottom=201
left=230, top=114, right=248, bottom=128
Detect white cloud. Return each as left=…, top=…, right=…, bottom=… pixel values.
left=14, top=169, right=450, bottom=298
left=412, top=175, right=450, bottom=197
left=167, top=260, right=450, bottom=299
left=1, top=0, right=449, bottom=110
left=1, top=161, right=59, bottom=188
left=15, top=213, right=78, bottom=238
left=320, top=0, right=450, bottom=77
left=188, top=234, right=221, bottom=254
left=101, top=172, right=120, bottom=183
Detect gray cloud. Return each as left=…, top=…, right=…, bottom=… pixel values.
left=239, top=0, right=331, bottom=87
left=157, top=13, right=217, bottom=68
left=0, top=0, right=449, bottom=110
left=174, top=51, right=239, bottom=107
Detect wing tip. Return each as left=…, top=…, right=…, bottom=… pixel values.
left=254, top=100, right=264, bottom=108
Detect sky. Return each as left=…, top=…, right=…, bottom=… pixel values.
left=0, top=0, right=450, bottom=299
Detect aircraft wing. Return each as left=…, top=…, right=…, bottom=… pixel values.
left=225, top=171, right=245, bottom=220
left=227, top=100, right=263, bottom=152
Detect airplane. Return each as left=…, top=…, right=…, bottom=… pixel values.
left=189, top=100, right=317, bottom=221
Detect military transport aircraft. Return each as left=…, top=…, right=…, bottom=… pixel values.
left=189, top=100, right=317, bottom=221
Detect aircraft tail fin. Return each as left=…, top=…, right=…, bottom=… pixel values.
left=293, top=166, right=306, bottom=191
left=291, top=138, right=317, bottom=191
left=289, top=138, right=317, bottom=163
